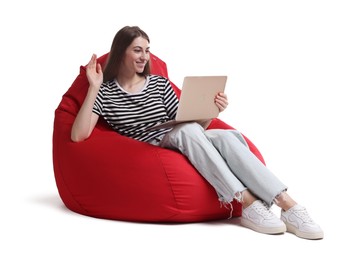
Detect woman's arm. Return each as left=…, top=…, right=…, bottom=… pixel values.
left=71, top=54, right=103, bottom=142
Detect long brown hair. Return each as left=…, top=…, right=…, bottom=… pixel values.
left=103, top=26, right=151, bottom=82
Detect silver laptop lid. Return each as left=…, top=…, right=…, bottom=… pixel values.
left=176, top=76, right=227, bottom=121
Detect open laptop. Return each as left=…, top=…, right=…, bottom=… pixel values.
left=149, top=75, right=227, bottom=130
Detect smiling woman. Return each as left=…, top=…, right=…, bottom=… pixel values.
left=52, top=26, right=324, bottom=240
left=52, top=51, right=265, bottom=222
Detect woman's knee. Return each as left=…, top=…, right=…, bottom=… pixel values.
left=205, top=129, right=248, bottom=147
left=160, top=122, right=204, bottom=148
left=174, top=122, right=204, bottom=136
left=205, top=129, right=235, bottom=140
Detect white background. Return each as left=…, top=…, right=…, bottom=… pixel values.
left=1, top=0, right=341, bottom=259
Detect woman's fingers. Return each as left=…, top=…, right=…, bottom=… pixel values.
left=215, top=93, right=228, bottom=111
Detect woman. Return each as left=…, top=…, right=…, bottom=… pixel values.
left=71, top=25, right=323, bottom=240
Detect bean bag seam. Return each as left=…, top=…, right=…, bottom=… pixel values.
left=53, top=119, right=89, bottom=215
left=152, top=147, right=182, bottom=214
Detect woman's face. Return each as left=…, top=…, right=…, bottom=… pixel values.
left=122, top=36, right=150, bottom=74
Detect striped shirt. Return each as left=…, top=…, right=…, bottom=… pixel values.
left=93, top=75, right=179, bottom=142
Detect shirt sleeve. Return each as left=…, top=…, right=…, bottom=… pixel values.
left=92, top=85, right=104, bottom=116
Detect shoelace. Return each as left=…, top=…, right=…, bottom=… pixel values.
left=253, top=202, right=275, bottom=219
left=292, top=207, right=313, bottom=223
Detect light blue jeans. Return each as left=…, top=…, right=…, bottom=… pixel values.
left=156, top=122, right=287, bottom=207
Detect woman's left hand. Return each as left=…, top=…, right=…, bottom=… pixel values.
left=215, top=92, right=228, bottom=112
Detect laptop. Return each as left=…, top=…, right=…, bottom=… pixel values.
left=149, top=75, right=227, bottom=130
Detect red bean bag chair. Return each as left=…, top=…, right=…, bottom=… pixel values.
left=52, top=53, right=266, bottom=222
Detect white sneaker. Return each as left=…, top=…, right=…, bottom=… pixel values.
left=281, top=204, right=324, bottom=240
left=241, top=200, right=286, bottom=234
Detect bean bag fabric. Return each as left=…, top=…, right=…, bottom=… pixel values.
left=52, top=53, right=265, bottom=222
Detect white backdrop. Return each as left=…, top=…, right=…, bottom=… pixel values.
left=1, top=0, right=341, bottom=259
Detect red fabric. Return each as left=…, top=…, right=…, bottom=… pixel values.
left=52, top=53, right=265, bottom=222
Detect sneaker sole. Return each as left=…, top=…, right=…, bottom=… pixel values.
left=285, top=222, right=324, bottom=240
left=241, top=218, right=286, bottom=235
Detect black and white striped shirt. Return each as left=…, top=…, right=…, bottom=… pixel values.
left=93, top=75, right=179, bottom=142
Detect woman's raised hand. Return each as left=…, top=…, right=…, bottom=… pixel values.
left=86, top=54, right=103, bottom=89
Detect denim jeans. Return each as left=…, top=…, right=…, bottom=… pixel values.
left=157, top=122, right=287, bottom=207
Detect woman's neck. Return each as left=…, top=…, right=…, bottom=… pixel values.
left=116, top=74, right=146, bottom=93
